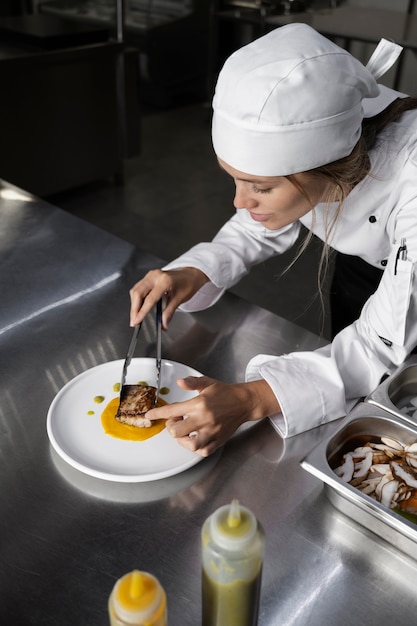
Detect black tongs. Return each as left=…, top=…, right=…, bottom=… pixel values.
left=120, top=322, right=141, bottom=391
left=120, top=299, right=163, bottom=405
left=154, top=298, right=162, bottom=405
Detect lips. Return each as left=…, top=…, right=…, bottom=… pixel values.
left=248, top=212, right=271, bottom=223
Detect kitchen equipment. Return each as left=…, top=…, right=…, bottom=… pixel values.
left=108, top=569, right=167, bottom=626
left=201, top=499, right=265, bottom=626
left=120, top=299, right=163, bottom=399
left=154, top=298, right=162, bottom=405
left=301, top=402, right=417, bottom=560
left=47, top=358, right=205, bottom=482
left=366, top=355, right=417, bottom=426
left=120, top=323, right=141, bottom=391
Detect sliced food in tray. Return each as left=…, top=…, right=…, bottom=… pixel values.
left=301, top=402, right=417, bottom=560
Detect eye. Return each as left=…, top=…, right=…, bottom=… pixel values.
left=252, top=185, right=271, bottom=194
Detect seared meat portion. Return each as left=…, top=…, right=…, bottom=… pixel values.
left=116, top=385, right=156, bottom=427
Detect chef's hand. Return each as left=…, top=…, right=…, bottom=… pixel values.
left=129, top=267, right=208, bottom=329
left=144, top=376, right=281, bottom=456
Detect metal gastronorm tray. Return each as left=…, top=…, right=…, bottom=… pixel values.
left=366, top=355, right=417, bottom=426
left=301, top=402, right=417, bottom=560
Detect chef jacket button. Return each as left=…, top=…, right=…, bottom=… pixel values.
left=381, top=260, right=387, bottom=266
left=369, top=215, right=377, bottom=223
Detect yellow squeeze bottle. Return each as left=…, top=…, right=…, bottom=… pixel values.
left=108, top=569, right=167, bottom=626
left=201, top=499, right=265, bottom=626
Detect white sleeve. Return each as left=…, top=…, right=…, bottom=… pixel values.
left=163, top=209, right=301, bottom=312
left=247, top=222, right=417, bottom=438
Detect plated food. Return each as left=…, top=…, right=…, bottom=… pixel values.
left=116, top=384, right=158, bottom=428
left=101, top=382, right=168, bottom=442
left=46, top=358, right=204, bottom=482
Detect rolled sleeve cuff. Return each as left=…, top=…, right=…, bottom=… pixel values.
left=178, top=281, right=225, bottom=312
left=246, top=353, right=341, bottom=439
left=163, top=256, right=225, bottom=312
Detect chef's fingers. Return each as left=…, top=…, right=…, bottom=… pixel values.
left=146, top=381, right=241, bottom=455
left=176, top=376, right=212, bottom=392
left=129, top=269, right=170, bottom=326
left=173, top=432, right=219, bottom=457
left=146, top=376, right=275, bottom=457
left=160, top=267, right=209, bottom=327
left=129, top=267, right=208, bottom=328
left=144, top=395, right=203, bottom=423
left=171, top=420, right=231, bottom=457
left=144, top=376, right=215, bottom=421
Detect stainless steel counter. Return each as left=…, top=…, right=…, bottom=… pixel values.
left=2, top=179, right=417, bottom=624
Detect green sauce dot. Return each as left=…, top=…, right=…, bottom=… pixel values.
left=94, top=395, right=105, bottom=404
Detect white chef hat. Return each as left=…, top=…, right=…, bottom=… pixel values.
left=212, top=23, right=403, bottom=176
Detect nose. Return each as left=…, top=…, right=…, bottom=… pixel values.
left=233, top=182, right=258, bottom=210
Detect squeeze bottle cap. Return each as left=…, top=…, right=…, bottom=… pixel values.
left=110, top=570, right=164, bottom=624
left=210, top=499, right=257, bottom=551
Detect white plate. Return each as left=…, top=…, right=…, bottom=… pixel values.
left=46, top=358, right=204, bottom=482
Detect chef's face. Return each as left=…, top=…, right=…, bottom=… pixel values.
left=218, top=158, right=328, bottom=231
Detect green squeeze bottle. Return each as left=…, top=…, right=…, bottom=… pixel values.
left=201, top=499, right=265, bottom=626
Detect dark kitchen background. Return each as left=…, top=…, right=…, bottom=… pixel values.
left=0, top=0, right=416, bottom=339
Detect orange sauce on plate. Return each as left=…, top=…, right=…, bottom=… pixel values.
left=101, top=396, right=167, bottom=442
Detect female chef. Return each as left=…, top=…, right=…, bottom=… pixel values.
left=129, top=24, right=417, bottom=456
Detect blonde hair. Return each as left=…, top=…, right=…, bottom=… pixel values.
left=285, top=96, right=417, bottom=327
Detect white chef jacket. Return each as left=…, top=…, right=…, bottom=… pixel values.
left=164, top=105, right=417, bottom=439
